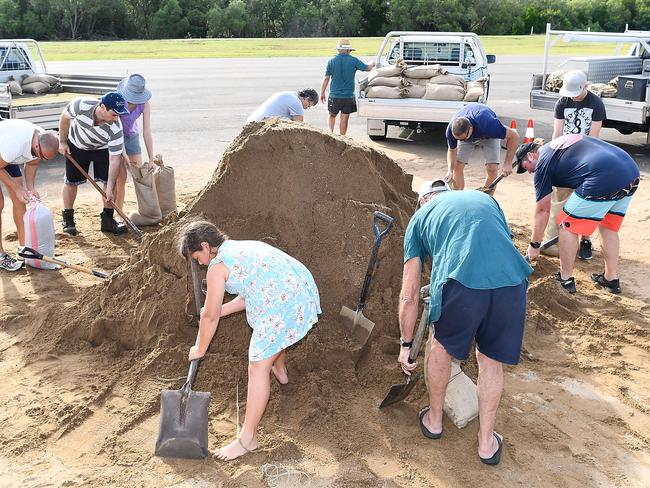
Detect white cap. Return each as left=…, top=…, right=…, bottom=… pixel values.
left=559, top=70, right=587, bottom=97
left=418, top=179, right=451, bottom=198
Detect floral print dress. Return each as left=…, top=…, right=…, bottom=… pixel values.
left=210, top=240, right=321, bottom=361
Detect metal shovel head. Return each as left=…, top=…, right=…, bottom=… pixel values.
left=155, top=388, right=211, bottom=459
left=340, top=305, right=375, bottom=344
left=379, top=372, right=420, bottom=409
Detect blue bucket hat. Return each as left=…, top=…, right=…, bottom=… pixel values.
left=101, top=91, right=129, bottom=115
left=117, top=74, right=152, bottom=104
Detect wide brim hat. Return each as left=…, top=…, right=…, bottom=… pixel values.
left=336, top=38, right=356, bottom=51
left=117, top=74, right=152, bottom=104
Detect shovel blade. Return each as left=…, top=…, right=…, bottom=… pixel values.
left=340, top=306, right=375, bottom=344
left=155, top=389, right=211, bottom=459
left=379, top=372, right=420, bottom=409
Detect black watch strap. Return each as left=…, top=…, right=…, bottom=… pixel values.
left=400, top=338, right=413, bottom=348
left=530, top=241, right=541, bottom=249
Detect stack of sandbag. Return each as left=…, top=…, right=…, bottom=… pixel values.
left=401, top=64, right=447, bottom=98
left=365, top=59, right=407, bottom=98
left=545, top=70, right=568, bottom=92
left=20, top=74, right=62, bottom=95
left=588, top=82, right=617, bottom=98
left=463, top=77, right=488, bottom=102
left=424, top=74, right=466, bottom=101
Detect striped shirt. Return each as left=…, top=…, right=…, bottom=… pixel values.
left=64, top=98, right=124, bottom=156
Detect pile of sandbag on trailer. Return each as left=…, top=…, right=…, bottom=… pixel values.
left=5, top=73, right=63, bottom=95
left=545, top=69, right=617, bottom=98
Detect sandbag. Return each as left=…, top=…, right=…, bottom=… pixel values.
left=23, top=200, right=56, bottom=270
left=22, top=73, right=60, bottom=86
left=429, top=74, right=466, bottom=88
left=368, top=60, right=406, bottom=81
left=154, top=155, right=177, bottom=218
left=365, top=86, right=404, bottom=99
left=128, top=164, right=162, bottom=226
left=403, top=85, right=426, bottom=98
left=7, top=77, right=22, bottom=95
left=463, top=78, right=487, bottom=102
left=21, top=81, right=51, bottom=94
left=407, top=78, right=430, bottom=86
left=367, top=76, right=403, bottom=88
left=403, top=64, right=446, bottom=79
left=423, top=84, right=465, bottom=101
left=545, top=70, right=568, bottom=92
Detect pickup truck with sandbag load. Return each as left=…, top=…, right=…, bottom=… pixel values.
left=357, top=31, right=496, bottom=140
left=0, top=39, right=121, bottom=129
left=530, top=24, right=650, bottom=143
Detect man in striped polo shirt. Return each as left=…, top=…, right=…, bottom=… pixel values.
left=58, top=92, right=129, bottom=235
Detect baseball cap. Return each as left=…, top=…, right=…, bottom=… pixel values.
left=515, top=141, right=542, bottom=173
left=418, top=179, right=451, bottom=198
left=101, top=91, right=130, bottom=115
left=559, top=70, right=587, bottom=98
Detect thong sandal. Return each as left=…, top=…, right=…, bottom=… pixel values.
left=418, top=406, right=443, bottom=440
left=479, top=432, right=504, bottom=466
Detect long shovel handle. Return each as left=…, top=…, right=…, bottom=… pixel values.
left=18, top=246, right=108, bottom=279
left=407, top=295, right=430, bottom=364
left=66, top=153, right=143, bottom=240
left=190, top=259, right=204, bottom=316
left=356, top=212, right=394, bottom=312
left=479, top=160, right=520, bottom=193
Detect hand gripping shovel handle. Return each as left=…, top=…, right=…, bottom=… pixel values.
left=480, top=160, right=520, bottom=194
left=407, top=287, right=430, bottom=365
left=66, top=153, right=143, bottom=240
left=18, top=246, right=108, bottom=279
left=356, top=211, right=394, bottom=313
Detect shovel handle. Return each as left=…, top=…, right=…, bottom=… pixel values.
left=372, top=211, right=394, bottom=240
left=479, top=160, right=520, bottom=193
left=356, top=212, right=394, bottom=312
left=407, top=297, right=430, bottom=364
left=182, top=359, right=200, bottom=393
left=190, top=259, right=204, bottom=316
left=18, top=246, right=108, bottom=279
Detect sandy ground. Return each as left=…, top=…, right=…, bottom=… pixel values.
left=0, top=119, right=649, bottom=488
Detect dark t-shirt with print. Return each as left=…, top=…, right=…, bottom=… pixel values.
left=553, top=91, right=606, bottom=136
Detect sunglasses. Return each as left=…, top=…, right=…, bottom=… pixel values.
left=31, top=141, right=50, bottom=161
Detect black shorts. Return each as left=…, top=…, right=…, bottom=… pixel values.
left=65, top=142, right=109, bottom=185
left=4, top=165, right=22, bottom=177
left=328, top=97, right=357, bottom=115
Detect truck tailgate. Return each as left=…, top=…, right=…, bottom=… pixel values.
left=357, top=97, right=471, bottom=124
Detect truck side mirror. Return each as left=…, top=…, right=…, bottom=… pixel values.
left=486, top=54, right=496, bottom=64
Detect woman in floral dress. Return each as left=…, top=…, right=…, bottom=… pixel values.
left=179, top=220, right=321, bottom=461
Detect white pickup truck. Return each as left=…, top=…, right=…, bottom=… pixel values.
left=357, top=31, right=496, bottom=140
left=530, top=24, right=650, bottom=144
left=0, top=39, right=121, bottom=129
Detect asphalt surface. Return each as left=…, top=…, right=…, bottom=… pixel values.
left=23, top=55, right=650, bottom=189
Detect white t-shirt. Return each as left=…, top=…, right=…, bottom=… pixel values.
left=0, top=119, right=41, bottom=165
left=246, top=92, right=304, bottom=123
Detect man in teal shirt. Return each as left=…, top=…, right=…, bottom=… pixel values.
left=320, top=38, right=374, bottom=136
left=398, top=180, right=532, bottom=466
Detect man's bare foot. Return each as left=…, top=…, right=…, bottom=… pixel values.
left=213, top=437, right=258, bottom=461
left=271, top=364, right=289, bottom=385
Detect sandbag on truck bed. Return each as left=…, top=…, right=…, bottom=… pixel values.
left=463, top=78, right=487, bottom=102
left=367, top=76, right=404, bottom=88
left=403, top=64, right=447, bottom=79
left=423, top=84, right=465, bottom=101
left=365, top=86, right=404, bottom=98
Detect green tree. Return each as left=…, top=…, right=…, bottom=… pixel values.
left=152, top=0, right=190, bottom=38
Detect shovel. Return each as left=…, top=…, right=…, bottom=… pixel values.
left=379, top=286, right=430, bottom=408
left=17, top=246, right=108, bottom=279
left=340, top=211, right=394, bottom=345
left=476, top=160, right=520, bottom=195
left=155, top=359, right=211, bottom=459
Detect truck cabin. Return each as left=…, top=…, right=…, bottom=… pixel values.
left=0, top=43, right=37, bottom=83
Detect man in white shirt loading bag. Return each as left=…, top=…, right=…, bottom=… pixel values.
left=0, top=119, right=58, bottom=271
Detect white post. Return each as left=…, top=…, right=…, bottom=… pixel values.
left=530, top=26, right=534, bottom=35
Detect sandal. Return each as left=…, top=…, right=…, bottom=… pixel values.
left=418, top=406, right=442, bottom=439
left=479, top=432, right=504, bottom=466
left=555, top=272, right=576, bottom=294
left=591, top=272, right=621, bottom=294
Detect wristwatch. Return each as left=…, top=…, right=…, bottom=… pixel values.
left=529, top=241, right=541, bottom=249
left=400, top=337, right=413, bottom=348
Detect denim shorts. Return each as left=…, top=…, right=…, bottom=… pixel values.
left=123, top=133, right=142, bottom=156
left=432, top=279, right=528, bottom=365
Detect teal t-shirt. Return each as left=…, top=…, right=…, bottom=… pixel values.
left=325, top=53, right=369, bottom=99
left=403, top=190, right=533, bottom=323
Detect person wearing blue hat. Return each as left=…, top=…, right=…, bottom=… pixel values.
left=115, top=74, right=154, bottom=215
left=58, top=91, right=130, bottom=235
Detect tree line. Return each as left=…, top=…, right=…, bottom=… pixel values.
left=1, top=0, right=649, bottom=41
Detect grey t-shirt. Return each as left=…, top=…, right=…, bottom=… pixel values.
left=554, top=91, right=606, bottom=135
left=246, top=92, right=304, bottom=123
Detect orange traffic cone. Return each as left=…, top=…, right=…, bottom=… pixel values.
left=523, top=119, right=535, bottom=143
left=510, top=119, right=518, bottom=132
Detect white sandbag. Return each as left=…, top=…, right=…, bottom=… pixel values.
left=22, top=73, right=60, bottom=86
left=365, top=86, right=404, bottom=99
left=128, top=165, right=162, bottom=226
left=423, top=84, right=465, bottom=101
left=463, top=78, right=487, bottom=102
left=367, top=76, right=403, bottom=88
left=21, top=81, right=50, bottom=94
left=407, top=78, right=430, bottom=86
left=429, top=74, right=466, bottom=88
left=23, top=200, right=56, bottom=270
left=368, top=60, right=406, bottom=81
left=403, top=85, right=426, bottom=98
left=154, top=155, right=177, bottom=218
left=7, top=78, right=22, bottom=95
left=403, top=64, right=446, bottom=79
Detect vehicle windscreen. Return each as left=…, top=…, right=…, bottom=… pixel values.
left=387, top=42, right=475, bottom=66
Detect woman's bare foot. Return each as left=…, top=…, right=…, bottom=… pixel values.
left=271, top=363, right=289, bottom=385
left=214, top=437, right=258, bottom=461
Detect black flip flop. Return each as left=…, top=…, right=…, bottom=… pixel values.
left=480, top=432, right=503, bottom=466
left=418, top=406, right=442, bottom=440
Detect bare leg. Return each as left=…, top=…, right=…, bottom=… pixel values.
left=328, top=113, right=337, bottom=132
left=484, top=163, right=499, bottom=191
left=62, top=183, right=78, bottom=209
left=0, top=190, right=5, bottom=252
left=9, top=177, right=26, bottom=245
left=558, top=226, right=579, bottom=279
left=476, top=351, right=504, bottom=459
left=215, top=350, right=282, bottom=461
left=339, top=113, right=351, bottom=135
left=598, top=226, right=619, bottom=280
left=271, top=350, right=288, bottom=385
left=423, top=338, right=452, bottom=435
left=453, top=163, right=466, bottom=190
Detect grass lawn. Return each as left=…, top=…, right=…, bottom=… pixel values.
left=40, top=36, right=629, bottom=61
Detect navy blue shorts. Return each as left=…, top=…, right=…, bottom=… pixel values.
left=4, top=165, right=22, bottom=177
left=432, top=279, right=528, bottom=365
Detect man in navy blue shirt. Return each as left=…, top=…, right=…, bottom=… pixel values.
left=445, top=103, right=520, bottom=191
left=320, top=39, right=374, bottom=136
left=518, top=134, right=640, bottom=294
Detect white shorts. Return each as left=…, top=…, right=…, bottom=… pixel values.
left=457, top=138, right=501, bottom=164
